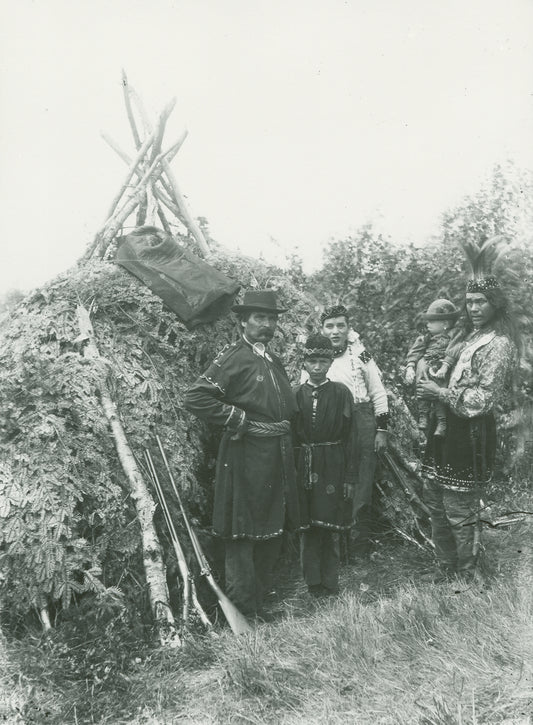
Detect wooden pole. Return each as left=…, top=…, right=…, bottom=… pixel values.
left=129, top=85, right=154, bottom=138
left=144, top=185, right=159, bottom=227
left=103, top=130, right=157, bottom=222
left=121, top=69, right=142, bottom=150
left=161, top=157, right=210, bottom=256
left=153, top=186, right=184, bottom=222
left=156, top=200, right=172, bottom=234
left=85, top=147, right=168, bottom=260
left=76, top=304, right=180, bottom=646
left=101, top=129, right=188, bottom=182
left=99, top=128, right=189, bottom=227
left=137, top=97, right=176, bottom=228
left=150, top=98, right=177, bottom=163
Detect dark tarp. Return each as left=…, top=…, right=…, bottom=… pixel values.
left=115, top=227, right=240, bottom=329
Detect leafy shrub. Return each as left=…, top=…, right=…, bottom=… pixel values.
left=0, top=242, right=313, bottom=623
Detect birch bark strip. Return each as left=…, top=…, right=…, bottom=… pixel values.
left=76, top=304, right=179, bottom=645
left=39, top=605, right=52, bottom=632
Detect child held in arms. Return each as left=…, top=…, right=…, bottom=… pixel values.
left=293, top=334, right=356, bottom=598
left=404, top=298, right=460, bottom=437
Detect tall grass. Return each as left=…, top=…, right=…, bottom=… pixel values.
left=126, top=520, right=532, bottom=724
left=3, top=519, right=532, bottom=724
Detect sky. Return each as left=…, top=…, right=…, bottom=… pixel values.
left=0, top=0, right=532, bottom=295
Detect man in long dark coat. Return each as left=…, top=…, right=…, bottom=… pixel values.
left=184, top=289, right=303, bottom=618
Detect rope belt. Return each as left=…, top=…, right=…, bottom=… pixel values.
left=298, top=441, right=342, bottom=490
left=247, top=420, right=291, bottom=437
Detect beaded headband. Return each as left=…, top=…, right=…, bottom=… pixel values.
left=304, top=347, right=335, bottom=359
left=466, top=275, right=500, bottom=293
left=303, top=333, right=334, bottom=358
left=319, top=305, right=349, bottom=325
left=461, top=237, right=505, bottom=294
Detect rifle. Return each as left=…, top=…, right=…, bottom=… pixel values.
left=380, top=450, right=433, bottom=547
left=144, top=450, right=212, bottom=630
left=155, top=435, right=252, bottom=635
left=381, top=450, right=431, bottom=517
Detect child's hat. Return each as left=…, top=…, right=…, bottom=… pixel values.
left=423, top=299, right=459, bottom=321
left=303, top=334, right=334, bottom=358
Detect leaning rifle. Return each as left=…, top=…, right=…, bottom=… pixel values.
left=155, top=435, right=252, bottom=635
left=381, top=450, right=431, bottom=517
left=144, top=450, right=212, bottom=630
left=380, top=450, right=433, bottom=547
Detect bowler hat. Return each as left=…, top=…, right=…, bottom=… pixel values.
left=422, top=298, right=459, bottom=321
left=231, top=289, right=288, bottom=314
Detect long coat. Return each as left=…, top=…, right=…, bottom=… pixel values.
left=184, top=339, right=303, bottom=539
left=293, top=381, right=355, bottom=530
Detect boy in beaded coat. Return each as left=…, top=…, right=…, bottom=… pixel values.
left=293, top=334, right=356, bottom=597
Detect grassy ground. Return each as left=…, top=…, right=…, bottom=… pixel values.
left=2, top=512, right=532, bottom=725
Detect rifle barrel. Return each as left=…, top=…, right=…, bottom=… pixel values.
left=144, top=449, right=191, bottom=623
left=155, top=435, right=252, bottom=635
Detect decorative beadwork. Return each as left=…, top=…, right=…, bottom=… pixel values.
left=305, top=347, right=334, bottom=358
left=422, top=462, right=493, bottom=492
left=200, top=373, right=225, bottom=394
left=466, top=276, right=500, bottom=292
left=320, top=305, right=349, bottom=325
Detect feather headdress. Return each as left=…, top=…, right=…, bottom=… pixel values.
left=460, top=235, right=509, bottom=292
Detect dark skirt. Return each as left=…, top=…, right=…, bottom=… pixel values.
left=422, top=410, right=496, bottom=491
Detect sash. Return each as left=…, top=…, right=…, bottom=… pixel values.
left=297, top=441, right=343, bottom=490
left=247, top=420, right=291, bottom=437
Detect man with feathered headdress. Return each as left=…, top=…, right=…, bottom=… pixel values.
left=417, top=236, right=520, bottom=582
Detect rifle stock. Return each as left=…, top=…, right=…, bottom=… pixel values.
left=155, top=436, right=252, bottom=635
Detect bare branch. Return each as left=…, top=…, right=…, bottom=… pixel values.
left=161, top=156, right=211, bottom=256
left=121, top=69, right=142, bottom=149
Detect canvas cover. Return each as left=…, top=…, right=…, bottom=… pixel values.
left=115, top=227, right=240, bottom=328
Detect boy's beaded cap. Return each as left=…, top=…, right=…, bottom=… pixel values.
left=304, top=334, right=334, bottom=359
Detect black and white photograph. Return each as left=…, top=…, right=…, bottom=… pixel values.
left=0, top=1, right=532, bottom=723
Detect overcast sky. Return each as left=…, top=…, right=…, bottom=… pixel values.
left=1, top=0, right=532, bottom=295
